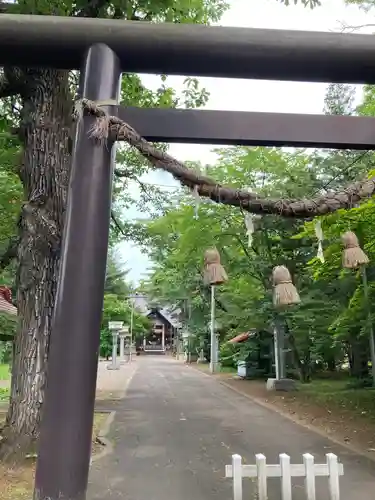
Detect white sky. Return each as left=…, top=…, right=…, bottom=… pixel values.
left=117, top=0, right=374, bottom=284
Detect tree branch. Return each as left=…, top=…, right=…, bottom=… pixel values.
left=338, top=21, right=375, bottom=33
left=111, top=210, right=127, bottom=237
left=201, top=284, right=228, bottom=313
left=79, top=99, right=375, bottom=219
left=114, top=168, right=170, bottom=212
left=114, top=168, right=130, bottom=178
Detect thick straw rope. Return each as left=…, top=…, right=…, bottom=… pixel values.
left=73, top=99, right=375, bottom=218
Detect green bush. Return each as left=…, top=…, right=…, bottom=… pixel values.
left=0, top=387, right=9, bottom=401
left=0, top=312, right=16, bottom=365
left=0, top=312, right=17, bottom=339
left=219, top=341, right=236, bottom=367
left=0, top=342, right=12, bottom=364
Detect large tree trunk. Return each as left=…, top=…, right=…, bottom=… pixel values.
left=0, top=69, right=72, bottom=462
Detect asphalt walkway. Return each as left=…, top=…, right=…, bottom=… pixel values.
left=88, top=356, right=375, bottom=500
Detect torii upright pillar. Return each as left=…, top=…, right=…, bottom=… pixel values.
left=34, top=44, right=121, bottom=500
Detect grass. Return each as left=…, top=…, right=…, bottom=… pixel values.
left=224, top=375, right=375, bottom=422
left=221, top=374, right=375, bottom=454
left=219, top=365, right=237, bottom=374
left=0, top=365, right=11, bottom=405
left=294, top=378, right=375, bottom=422
left=0, top=412, right=108, bottom=500
left=0, top=364, right=10, bottom=381
left=193, top=362, right=236, bottom=375
left=196, top=363, right=375, bottom=422
left=0, top=388, right=9, bottom=402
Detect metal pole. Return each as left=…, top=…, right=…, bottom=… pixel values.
left=33, top=44, right=121, bottom=500
left=130, top=299, right=134, bottom=363
left=274, top=315, right=286, bottom=380
left=210, top=285, right=216, bottom=373
left=361, top=265, right=375, bottom=386
left=278, top=325, right=285, bottom=379
left=273, top=326, right=280, bottom=380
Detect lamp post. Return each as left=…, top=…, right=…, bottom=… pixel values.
left=203, top=248, right=228, bottom=374
left=181, top=328, right=190, bottom=362
left=341, top=231, right=375, bottom=386
left=107, top=321, right=123, bottom=370
left=119, top=325, right=129, bottom=363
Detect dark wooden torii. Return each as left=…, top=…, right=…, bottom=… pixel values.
left=2, top=14, right=375, bottom=500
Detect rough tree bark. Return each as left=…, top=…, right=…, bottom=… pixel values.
left=0, top=68, right=72, bottom=461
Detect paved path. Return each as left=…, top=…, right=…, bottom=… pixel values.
left=0, top=360, right=138, bottom=412
left=96, top=360, right=138, bottom=401
left=88, top=357, right=375, bottom=500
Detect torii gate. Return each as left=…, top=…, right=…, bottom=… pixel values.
left=1, top=14, right=375, bottom=500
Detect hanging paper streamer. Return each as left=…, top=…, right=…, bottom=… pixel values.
left=244, top=213, right=255, bottom=247
left=192, top=185, right=200, bottom=220
left=191, top=163, right=206, bottom=219
left=314, top=220, right=325, bottom=263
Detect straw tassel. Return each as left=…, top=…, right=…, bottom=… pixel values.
left=72, top=99, right=84, bottom=122
left=89, top=114, right=110, bottom=143
left=341, top=231, right=369, bottom=269
left=204, top=248, right=228, bottom=285
left=272, top=265, right=300, bottom=307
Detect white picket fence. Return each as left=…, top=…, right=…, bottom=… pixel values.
left=225, top=453, right=344, bottom=500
